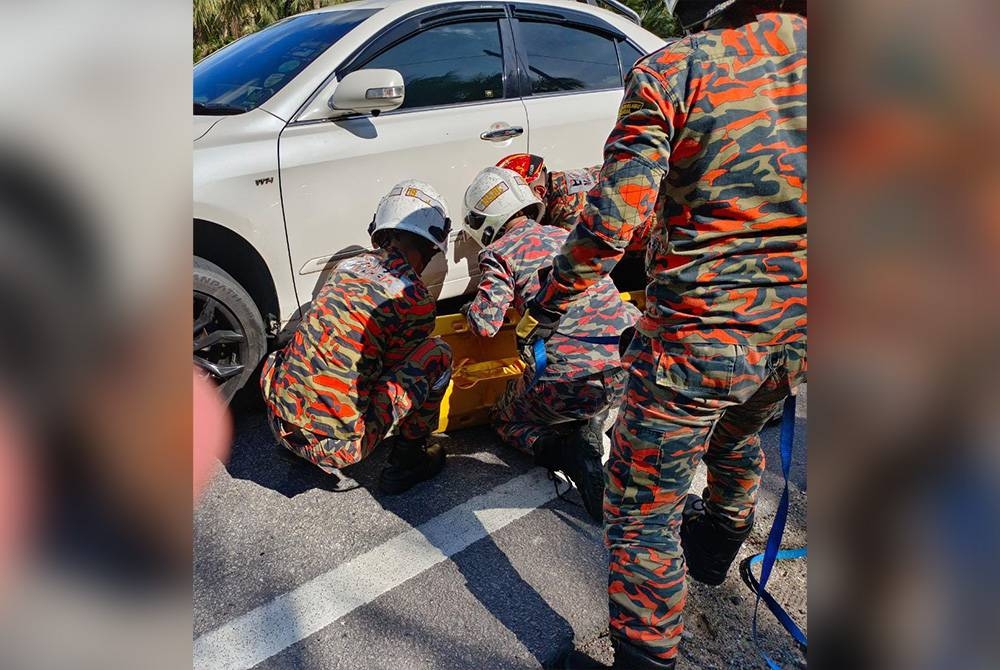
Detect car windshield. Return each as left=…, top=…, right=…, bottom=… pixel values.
left=194, top=9, right=378, bottom=115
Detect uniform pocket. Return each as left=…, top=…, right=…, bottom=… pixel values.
left=608, top=397, right=667, bottom=512
left=652, top=341, right=737, bottom=399
left=783, top=341, right=808, bottom=389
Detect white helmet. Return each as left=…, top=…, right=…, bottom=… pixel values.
left=461, top=167, right=545, bottom=248
left=368, top=180, right=451, bottom=254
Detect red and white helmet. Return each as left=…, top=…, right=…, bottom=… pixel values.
left=461, top=167, right=544, bottom=248
left=496, top=153, right=548, bottom=200
left=368, top=180, right=451, bottom=254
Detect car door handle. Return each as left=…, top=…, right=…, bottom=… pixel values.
left=480, top=125, right=524, bottom=141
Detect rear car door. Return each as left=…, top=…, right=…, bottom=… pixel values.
left=510, top=6, right=646, bottom=171
left=278, top=5, right=528, bottom=306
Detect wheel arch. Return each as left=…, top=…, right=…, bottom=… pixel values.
left=194, top=219, right=279, bottom=335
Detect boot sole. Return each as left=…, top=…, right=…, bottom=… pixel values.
left=684, top=567, right=728, bottom=586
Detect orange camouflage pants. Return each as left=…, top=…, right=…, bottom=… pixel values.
left=263, top=337, right=452, bottom=472
left=607, top=334, right=806, bottom=661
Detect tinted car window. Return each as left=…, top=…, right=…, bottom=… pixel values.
left=519, top=22, right=621, bottom=94
left=365, top=21, right=504, bottom=110
left=194, top=10, right=377, bottom=114
left=618, top=40, right=645, bottom=74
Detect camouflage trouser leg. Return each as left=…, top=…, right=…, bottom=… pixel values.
left=370, top=336, right=453, bottom=442
left=606, top=334, right=806, bottom=661
left=265, top=337, right=452, bottom=471
left=491, top=369, right=626, bottom=455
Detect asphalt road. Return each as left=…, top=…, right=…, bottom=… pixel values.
left=194, top=388, right=807, bottom=670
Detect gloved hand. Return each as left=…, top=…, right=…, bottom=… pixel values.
left=515, top=303, right=562, bottom=349
left=458, top=300, right=473, bottom=318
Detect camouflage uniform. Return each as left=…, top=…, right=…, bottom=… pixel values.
left=465, top=215, right=638, bottom=454
left=545, top=166, right=599, bottom=232
left=546, top=165, right=650, bottom=254
left=532, top=13, right=808, bottom=662
left=261, top=247, right=452, bottom=472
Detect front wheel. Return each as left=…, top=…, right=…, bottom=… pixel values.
left=193, top=256, right=267, bottom=403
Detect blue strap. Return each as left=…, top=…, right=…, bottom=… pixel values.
left=525, top=331, right=617, bottom=390
left=749, top=394, right=807, bottom=668
left=748, top=548, right=808, bottom=650
left=528, top=338, right=548, bottom=389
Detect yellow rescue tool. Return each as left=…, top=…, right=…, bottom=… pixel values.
left=432, top=292, right=645, bottom=431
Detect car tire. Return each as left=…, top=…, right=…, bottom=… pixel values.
left=194, top=256, right=267, bottom=403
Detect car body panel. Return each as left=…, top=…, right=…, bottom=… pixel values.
left=278, top=99, right=530, bottom=307
left=193, top=0, right=666, bottom=327
left=522, top=88, right=626, bottom=170
left=194, top=109, right=300, bottom=324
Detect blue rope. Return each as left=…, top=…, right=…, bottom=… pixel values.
left=744, top=394, right=807, bottom=668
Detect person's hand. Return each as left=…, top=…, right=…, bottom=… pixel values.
left=193, top=368, right=232, bottom=501
left=458, top=300, right=473, bottom=318
left=515, top=303, right=561, bottom=349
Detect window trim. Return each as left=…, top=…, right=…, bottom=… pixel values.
left=510, top=5, right=626, bottom=37
left=290, top=4, right=518, bottom=123
left=509, top=14, right=634, bottom=99
left=615, top=37, right=647, bottom=80
left=359, top=19, right=512, bottom=112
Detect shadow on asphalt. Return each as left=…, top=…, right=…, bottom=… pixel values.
left=223, top=403, right=579, bottom=665
left=360, top=431, right=578, bottom=666
left=223, top=409, right=358, bottom=498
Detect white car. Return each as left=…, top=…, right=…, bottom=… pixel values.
left=193, top=0, right=665, bottom=399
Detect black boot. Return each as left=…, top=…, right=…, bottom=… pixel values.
left=680, top=493, right=753, bottom=586
left=557, top=649, right=609, bottom=669
left=534, top=425, right=605, bottom=523
left=378, top=435, right=445, bottom=495
left=555, top=636, right=676, bottom=669
left=611, top=637, right=676, bottom=669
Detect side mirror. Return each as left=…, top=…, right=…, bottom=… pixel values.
left=296, top=69, right=405, bottom=123
left=331, top=69, right=404, bottom=116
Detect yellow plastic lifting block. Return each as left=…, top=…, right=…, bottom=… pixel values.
left=431, top=310, right=522, bottom=432
left=432, top=291, right=646, bottom=432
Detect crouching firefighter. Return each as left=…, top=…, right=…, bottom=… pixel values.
left=496, top=153, right=650, bottom=286
left=261, top=180, right=454, bottom=494
left=460, top=166, right=639, bottom=522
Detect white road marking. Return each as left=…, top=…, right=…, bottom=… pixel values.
left=193, top=468, right=562, bottom=670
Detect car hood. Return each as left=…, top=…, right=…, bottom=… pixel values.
left=193, top=116, right=225, bottom=142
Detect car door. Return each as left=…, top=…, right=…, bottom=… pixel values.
left=510, top=7, right=646, bottom=171
left=278, top=5, right=528, bottom=307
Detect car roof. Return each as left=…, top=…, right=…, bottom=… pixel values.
left=301, top=0, right=644, bottom=27
left=298, top=0, right=395, bottom=12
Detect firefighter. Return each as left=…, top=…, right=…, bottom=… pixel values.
left=460, top=166, right=638, bottom=522
left=517, top=1, right=808, bottom=667
left=496, top=154, right=602, bottom=234
left=261, top=180, right=454, bottom=495
left=497, top=153, right=649, bottom=289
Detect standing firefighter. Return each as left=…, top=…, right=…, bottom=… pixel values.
left=460, top=166, right=638, bottom=522
left=261, top=180, right=454, bottom=495
left=518, top=1, right=807, bottom=667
